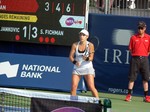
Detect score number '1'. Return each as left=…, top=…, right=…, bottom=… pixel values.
left=23, top=25, right=38, bottom=40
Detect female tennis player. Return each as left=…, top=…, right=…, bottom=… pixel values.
left=69, top=29, right=99, bottom=98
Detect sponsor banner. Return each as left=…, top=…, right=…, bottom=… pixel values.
left=88, top=14, right=150, bottom=96
left=31, top=97, right=102, bottom=112
left=0, top=52, right=84, bottom=91
left=59, top=15, right=84, bottom=28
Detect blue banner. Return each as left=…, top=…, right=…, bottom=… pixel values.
left=0, top=52, right=84, bottom=91
left=88, top=14, right=150, bottom=96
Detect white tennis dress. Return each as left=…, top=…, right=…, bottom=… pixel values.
left=72, top=41, right=95, bottom=76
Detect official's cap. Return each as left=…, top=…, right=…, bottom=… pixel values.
left=79, top=29, right=89, bottom=36
left=138, top=21, right=146, bottom=28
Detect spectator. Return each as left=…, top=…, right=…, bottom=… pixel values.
left=100, top=0, right=114, bottom=11
left=127, top=0, right=136, bottom=9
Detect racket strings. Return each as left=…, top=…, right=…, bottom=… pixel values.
left=83, top=36, right=99, bottom=56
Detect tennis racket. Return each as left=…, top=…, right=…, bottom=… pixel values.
left=88, top=36, right=100, bottom=53
left=84, top=36, right=100, bottom=55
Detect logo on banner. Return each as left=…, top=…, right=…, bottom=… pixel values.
left=0, top=61, right=19, bottom=78
left=0, top=61, right=61, bottom=79
left=103, top=29, right=133, bottom=65
left=112, top=29, right=134, bottom=46
left=59, top=15, right=84, bottom=28
left=51, top=107, right=85, bottom=112
left=20, top=64, right=61, bottom=79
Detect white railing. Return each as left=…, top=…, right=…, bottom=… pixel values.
left=90, top=0, right=150, bottom=17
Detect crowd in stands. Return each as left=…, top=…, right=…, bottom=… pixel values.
left=93, top=0, right=150, bottom=10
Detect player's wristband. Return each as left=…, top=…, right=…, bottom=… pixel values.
left=85, top=57, right=89, bottom=61
left=72, top=60, right=77, bottom=64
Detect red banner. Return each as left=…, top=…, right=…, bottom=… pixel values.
left=1, top=0, right=38, bottom=13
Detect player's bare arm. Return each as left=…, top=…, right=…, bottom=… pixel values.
left=69, top=42, right=77, bottom=62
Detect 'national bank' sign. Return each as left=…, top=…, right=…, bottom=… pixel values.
left=0, top=52, right=84, bottom=91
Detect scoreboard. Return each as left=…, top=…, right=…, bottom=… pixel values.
left=0, top=0, right=89, bottom=46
